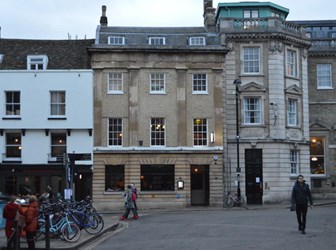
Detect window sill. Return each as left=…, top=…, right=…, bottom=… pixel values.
left=285, top=75, right=300, bottom=81
left=317, top=87, right=333, bottom=90
left=192, top=91, right=208, bottom=95
left=107, top=91, right=124, bottom=95
left=2, top=117, right=21, bottom=120
left=149, top=92, right=166, bottom=95
left=2, top=160, right=22, bottom=164
left=48, top=117, right=67, bottom=120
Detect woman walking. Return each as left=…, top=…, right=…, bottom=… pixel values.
left=119, top=184, right=139, bottom=220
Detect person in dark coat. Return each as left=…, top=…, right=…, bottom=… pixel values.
left=3, top=195, right=20, bottom=249
left=46, top=185, right=54, bottom=202
left=291, top=175, right=313, bottom=234
left=19, top=195, right=39, bottom=250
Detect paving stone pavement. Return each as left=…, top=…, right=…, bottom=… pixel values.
left=0, top=199, right=335, bottom=250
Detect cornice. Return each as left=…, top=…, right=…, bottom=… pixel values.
left=225, top=32, right=311, bottom=48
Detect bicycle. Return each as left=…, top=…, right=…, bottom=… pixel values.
left=37, top=204, right=81, bottom=242
left=67, top=207, right=104, bottom=235
left=223, top=192, right=246, bottom=208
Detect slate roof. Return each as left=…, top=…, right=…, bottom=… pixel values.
left=95, top=26, right=221, bottom=48
left=0, top=39, right=95, bottom=70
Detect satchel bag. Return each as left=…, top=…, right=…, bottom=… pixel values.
left=15, top=210, right=26, bottom=228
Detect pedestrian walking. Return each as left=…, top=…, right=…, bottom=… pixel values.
left=19, top=195, right=39, bottom=250
left=291, top=175, right=313, bottom=234
left=119, top=184, right=139, bottom=220
left=2, top=195, right=20, bottom=249
left=131, top=183, right=138, bottom=212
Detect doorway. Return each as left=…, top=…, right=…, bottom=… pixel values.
left=245, top=149, right=263, bottom=204
left=190, top=165, right=209, bottom=206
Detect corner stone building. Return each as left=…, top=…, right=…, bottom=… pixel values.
left=89, top=1, right=311, bottom=209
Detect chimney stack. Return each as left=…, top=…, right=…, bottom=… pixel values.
left=203, top=0, right=216, bottom=32
left=100, top=5, right=108, bottom=26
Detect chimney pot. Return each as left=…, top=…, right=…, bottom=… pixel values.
left=100, top=5, right=108, bottom=26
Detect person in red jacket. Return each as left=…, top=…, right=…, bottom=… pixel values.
left=2, top=195, right=20, bottom=249
left=19, top=195, right=39, bottom=250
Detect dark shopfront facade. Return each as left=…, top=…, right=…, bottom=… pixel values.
left=0, top=164, right=92, bottom=201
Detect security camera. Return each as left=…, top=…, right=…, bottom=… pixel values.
left=213, top=155, right=219, bottom=161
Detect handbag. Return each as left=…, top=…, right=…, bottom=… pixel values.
left=290, top=204, right=296, bottom=212
left=15, top=210, right=26, bottom=228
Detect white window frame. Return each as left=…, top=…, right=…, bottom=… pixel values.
left=189, top=37, right=205, bottom=46
left=150, top=73, right=165, bottom=93
left=287, top=99, right=298, bottom=126
left=193, top=118, right=208, bottom=146
left=149, top=37, right=166, bottom=45
left=242, top=46, right=260, bottom=74
left=108, top=36, right=125, bottom=45
left=286, top=49, right=298, bottom=77
left=150, top=118, right=165, bottom=146
left=192, top=74, right=208, bottom=94
left=108, top=73, right=124, bottom=94
left=317, top=64, right=332, bottom=89
left=108, top=118, right=123, bottom=146
left=5, top=91, right=20, bottom=116
left=27, top=55, right=48, bottom=70
left=50, top=91, right=66, bottom=116
left=290, top=150, right=299, bottom=175
left=243, top=97, right=262, bottom=125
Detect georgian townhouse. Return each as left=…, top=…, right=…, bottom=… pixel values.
left=0, top=39, right=94, bottom=201
left=89, top=1, right=312, bottom=209
left=89, top=5, right=227, bottom=210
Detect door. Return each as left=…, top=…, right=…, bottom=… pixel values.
left=245, top=149, right=263, bottom=204
left=190, top=165, right=209, bottom=206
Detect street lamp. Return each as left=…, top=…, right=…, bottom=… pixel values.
left=233, top=79, right=242, bottom=202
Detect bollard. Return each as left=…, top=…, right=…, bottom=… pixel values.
left=12, top=220, right=20, bottom=250
left=45, top=213, right=50, bottom=250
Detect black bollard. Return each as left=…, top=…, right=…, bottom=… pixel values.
left=45, top=213, right=50, bottom=249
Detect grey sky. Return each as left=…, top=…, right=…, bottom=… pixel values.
left=0, top=0, right=334, bottom=40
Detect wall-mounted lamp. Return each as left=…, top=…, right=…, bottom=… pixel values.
left=177, top=177, right=184, bottom=190
left=210, top=132, right=215, bottom=143
left=213, top=155, right=218, bottom=164
left=311, top=156, right=318, bottom=161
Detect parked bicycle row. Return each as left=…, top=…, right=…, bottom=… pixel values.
left=37, top=197, right=104, bottom=243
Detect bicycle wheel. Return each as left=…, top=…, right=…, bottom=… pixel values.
left=61, top=223, right=81, bottom=243
left=237, top=196, right=247, bottom=207
left=84, top=214, right=104, bottom=235
left=223, top=196, right=234, bottom=208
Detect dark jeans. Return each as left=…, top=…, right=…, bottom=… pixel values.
left=123, top=208, right=138, bottom=218
left=26, top=231, right=36, bottom=250
left=295, top=204, right=308, bottom=230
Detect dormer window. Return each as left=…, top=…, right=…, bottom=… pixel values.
left=189, top=37, right=205, bottom=46
left=108, top=36, right=125, bottom=45
left=149, top=37, right=166, bottom=45
left=27, top=55, right=48, bottom=70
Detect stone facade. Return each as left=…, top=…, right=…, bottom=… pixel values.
left=89, top=2, right=333, bottom=209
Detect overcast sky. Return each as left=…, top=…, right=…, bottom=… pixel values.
left=0, top=0, right=335, bottom=40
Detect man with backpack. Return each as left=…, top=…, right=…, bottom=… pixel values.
left=119, top=184, right=139, bottom=220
